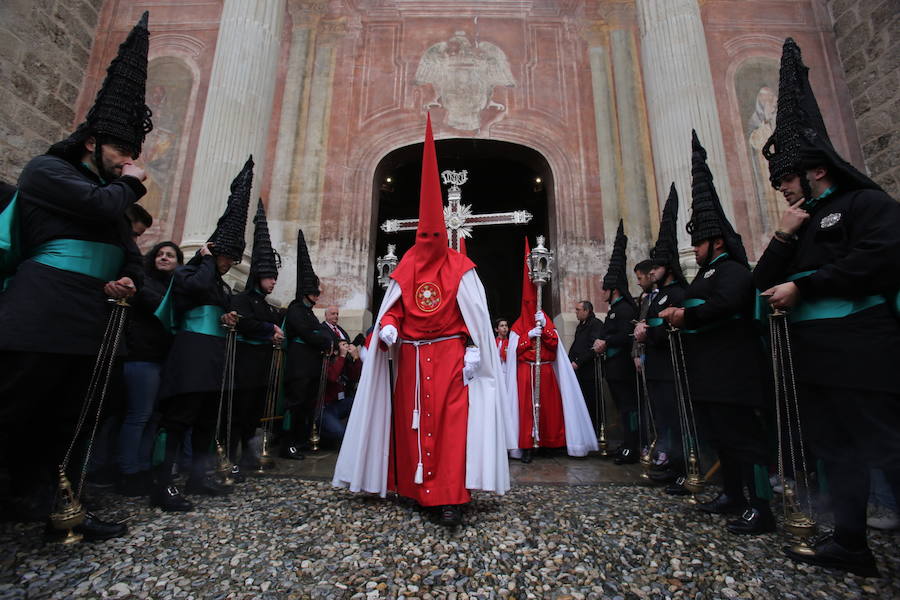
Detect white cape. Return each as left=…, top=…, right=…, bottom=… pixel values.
left=503, top=331, right=599, bottom=457
left=332, top=269, right=510, bottom=497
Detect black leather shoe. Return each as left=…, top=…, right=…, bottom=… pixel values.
left=185, top=475, right=233, bottom=496
left=520, top=449, right=533, bottom=464
left=281, top=446, right=305, bottom=460
left=151, top=485, right=194, bottom=512
left=229, top=465, right=246, bottom=484
left=649, top=468, right=680, bottom=484
left=438, top=505, right=462, bottom=527
left=614, top=448, right=639, bottom=465
left=45, top=511, right=128, bottom=542
left=783, top=534, right=880, bottom=578
left=697, top=492, right=747, bottom=515
left=727, top=508, right=776, bottom=535
left=665, top=480, right=691, bottom=496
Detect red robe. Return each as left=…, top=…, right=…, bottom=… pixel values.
left=515, top=328, right=566, bottom=449
left=381, top=298, right=471, bottom=507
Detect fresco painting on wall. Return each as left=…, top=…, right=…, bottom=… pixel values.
left=735, top=57, right=780, bottom=235
left=139, top=57, right=192, bottom=250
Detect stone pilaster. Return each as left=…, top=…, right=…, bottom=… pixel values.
left=181, top=0, right=286, bottom=252
left=636, top=0, right=734, bottom=250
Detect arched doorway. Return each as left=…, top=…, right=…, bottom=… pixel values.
left=370, top=139, right=554, bottom=323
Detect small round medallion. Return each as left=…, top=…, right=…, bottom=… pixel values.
left=415, top=282, right=442, bottom=312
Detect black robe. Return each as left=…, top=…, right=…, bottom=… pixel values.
left=681, top=255, right=767, bottom=406
left=124, top=271, right=173, bottom=363
left=568, top=314, right=603, bottom=371
left=644, top=280, right=687, bottom=382
left=752, top=188, right=900, bottom=394
left=0, top=155, right=144, bottom=355
left=159, top=255, right=232, bottom=399
left=284, top=299, right=332, bottom=384
left=597, top=298, right=636, bottom=382
left=232, top=289, right=282, bottom=390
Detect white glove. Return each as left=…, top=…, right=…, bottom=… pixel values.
left=463, top=346, right=481, bottom=382
left=528, top=326, right=542, bottom=339
left=379, top=324, right=398, bottom=346
left=534, top=311, right=546, bottom=327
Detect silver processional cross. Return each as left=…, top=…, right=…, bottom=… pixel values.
left=379, top=170, right=534, bottom=251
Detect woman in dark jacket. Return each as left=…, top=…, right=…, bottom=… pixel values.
left=116, top=241, right=183, bottom=495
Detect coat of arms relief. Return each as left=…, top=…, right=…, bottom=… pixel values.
left=414, top=31, right=516, bottom=133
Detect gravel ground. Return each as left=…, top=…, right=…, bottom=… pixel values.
left=0, top=477, right=897, bottom=599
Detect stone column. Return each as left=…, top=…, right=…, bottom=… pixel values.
left=636, top=0, right=733, bottom=250
left=181, top=0, right=286, bottom=252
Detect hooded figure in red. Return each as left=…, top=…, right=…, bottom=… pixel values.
left=509, top=238, right=566, bottom=458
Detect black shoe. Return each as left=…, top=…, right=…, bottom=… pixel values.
left=229, top=465, right=246, bottom=484
left=696, top=492, right=747, bottom=515
left=784, top=534, right=880, bottom=578
left=438, top=505, right=462, bottom=527
left=46, top=512, right=128, bottom=542
left=614, top=448, right=639, bottom=465
left=649, top=468, right=680, bottom=484
left=521, top=449, right=533, bottom=464
left=727, top=508, right=776, bottom=535
left=281, top=446, right=305, bottom=460
left=151, top=485, right=194, bottom=512
left=185, top=475, right=233, bottom=496
left=116, top=472, right=150, bottom=497
left=665, top=480, right=692, bottom=496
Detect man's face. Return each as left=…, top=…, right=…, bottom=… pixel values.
left=693, top=240, right=711, bottom=266
left=325, top=307, right=339, bottom=325
left=259, top=277, right=277, bottom=294
left=648, top=265, right=667, bottom=285
left=777, top=173, right=804, bottom=205
left=574, top=303, right=589, bottom=322
left=599, top=288, right=611, bottom=303
left=215, top=255, right=236, bottom=274
left=306, top=293, right=320, bottom=306
left=634, top=270, right=653, bottom=293
left=496, top=320, right=509, bottom=338
left=87, top=139, right=135, bottom=179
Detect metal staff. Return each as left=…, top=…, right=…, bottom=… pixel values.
left=527, top=236, right=554, bottom=448
left=635, top=353, right=658, bottom=481
left=50, top=298, right=130, bottom=544
left=768, top=308, right=816, bottom=553
left=257, top=340, right=284, bottom=472
left=593, top=353, right=610, bottom=456
left=666, top=325, right=705, bottom=499
left=377, top=245, right=400, bottom=492
left=214, top=314, right=239, bottom=484
left=309, top=341, right=333, bottom=452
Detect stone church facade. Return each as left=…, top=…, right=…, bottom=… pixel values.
left=1, top=0, right=895, bottom=334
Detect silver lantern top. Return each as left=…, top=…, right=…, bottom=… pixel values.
left=376, top=244, right=399, bottom=289
left=528, top=235, right=554, bottom=285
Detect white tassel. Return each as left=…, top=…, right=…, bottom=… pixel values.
left=411, top=409, right=420, bottom=430
left=414, top=462, right=424, bottom=484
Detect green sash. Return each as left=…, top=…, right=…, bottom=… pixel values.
left=605, top=347, right=620, bottom=359
left=784, top=270, right=890, bottom=323
left=30, top=238, right=124, bottom=281
left=153, top=279, right=177, bottom=333
left=0, top=191, right=20, bottom=289
left=182, top=305, right=226, bottom=338
left=647, top=317, right=664, bottom=328
left=681, top=298, right=741, bottom=334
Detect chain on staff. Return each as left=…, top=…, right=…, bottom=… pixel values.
left=49, top=298, right=131, bottom=544
left=257, top=336, right=285, bottom=472
left=214, top=314, right=240, bottom=485
left=666, top=324, right=706, bottom=501
left=768, top=308, right=817, bottom=553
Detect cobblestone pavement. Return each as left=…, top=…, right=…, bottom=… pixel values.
left=0, top=461, right=897, bottom=599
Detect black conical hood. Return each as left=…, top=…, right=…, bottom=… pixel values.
left=48, top=12, right=152, bottom=160
left=246, top=198, right=280, bottom=291
left=763, top=38, right=881, bottom=194
left=603, top=220, right=628, bottom=291
left=686, top=131, right=749, bottom=267
left=295, top=228, right=320, bottom=299
left=650, top=182, right=685, bottom=283
left=208, top=155, right=253, bottom=262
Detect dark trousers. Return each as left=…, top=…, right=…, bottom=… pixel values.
left=156, top=391, right=219, bottom=485
left=284, top=375, right=320, bottom=448
left=647, top=378, right=683, bottom=467
left=0, top=351, right=94, bottom=510
left=230, top=386, right=266, bottom=463
left=609, top=378, right=639, bottom=452
left=695, top=402, right=771, bottom=509
left=575, top=367, right=599, bottom=432
left=801, top=384, right=900, bottom=549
